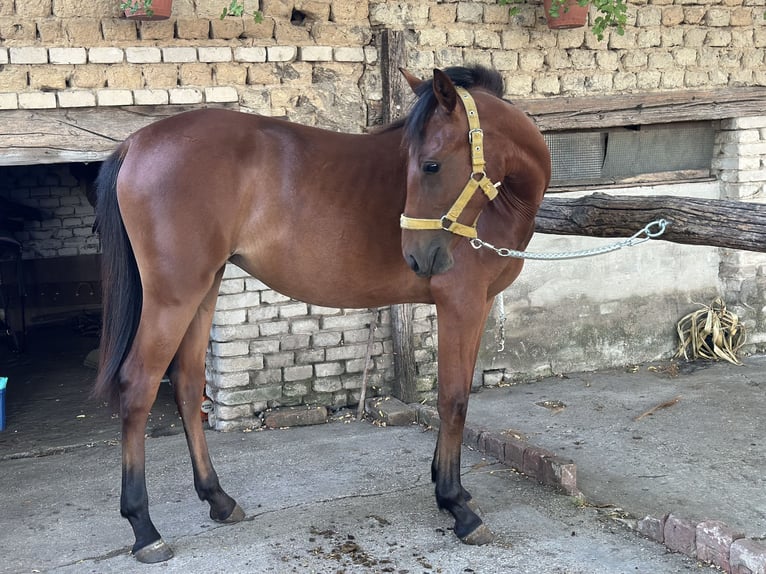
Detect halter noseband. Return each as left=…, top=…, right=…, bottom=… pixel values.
left=400, top=86, right=500, bottom=239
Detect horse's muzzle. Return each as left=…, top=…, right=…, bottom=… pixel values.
left=405, top=241, right=454, bottom=278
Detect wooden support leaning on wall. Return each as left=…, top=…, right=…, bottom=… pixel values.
left=380, top=29, right=419, bottom=404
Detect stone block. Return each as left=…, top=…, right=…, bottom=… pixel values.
left=212, top=308, right=247, bottom=325
left=210, top=18, right=244, bottom=39
left=365, top=396, right=416, bottom=426
left=456, top=1, right=483, bottom=23
left=522, top=445, right=552, bottom=481
left=414, top=404, right=440, bottom=428
left=142, top=65, right=179, bottom=89
left=126, top=47, right=162, bottom=64
left=333, top=47, right=364, bottom=62
left=162, top=47, right=198, bottom=63
left=325, top=343, right=374, bottom=362
left=730, top=538, right=766, bottom=574
left=18, top=92, right=57, bottom=109
left=198, top=47, right=232, bottom=62
left=57, top=90, right=97, bottom=108
left=176, top=18, right=211, bottom=39
left=214, top=404, right=253, bottom=420
left=89, top=47, right=124, bottom=64
left=169, top=87, right=204, bottom=104
left=0, top=93, right=18, bottom=110
left=299, top=46, right=333, bottom=61
left=637, top=515, right=666, bottom=543
left=267, top=45, right=297, bottom=62
left=312, top=377, right=342, bottom=393
left=541, top=455, right=579, bottom=495
left=663, top=514, right=697, bottom=557
left=264, top=405, right=328, bottom=428
left=49, top=47, right=86, bottom=65
left=210, top=370, right=256, bottom=390
left=284, top=365, right=312, bottom=382
left=480, top=432, right=506, bottom=462
left=101, top=19, right=139, bottom=42
left=462, top=425, right=484, bottom=450
left=10, top=47, right=47, bottom=64
left=206, top=85, right=239, bottom=102
left=105, top=64, right=143, bottom=89
left=235, top=46, right=267, bottom=62
left=63, top=18, right=102, bottom=43
left=696, top=520, right=744, bottom=572
left=502, top=437, right=526, bottom=467
left=29, top=67, right=69, bottom=91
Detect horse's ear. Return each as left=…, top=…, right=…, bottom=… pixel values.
left=432, top=68, right=457, bottom=114
left=400, top=68, right=425, bottom=93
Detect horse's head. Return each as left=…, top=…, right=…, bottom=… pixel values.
left=399, top=66, right=509, bottom=278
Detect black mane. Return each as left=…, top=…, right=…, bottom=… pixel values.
left=402, top=65, right=504, bottom=148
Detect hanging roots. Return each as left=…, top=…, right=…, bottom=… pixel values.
left=674, top=297, right=746, bottom=365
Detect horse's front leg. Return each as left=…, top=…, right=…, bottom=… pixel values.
left=432, top=295, right=494, bottom=545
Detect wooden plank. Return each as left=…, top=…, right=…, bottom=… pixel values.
left=0, top=104, right=235, bottom=166
left=535, top=193, right=766, bottom=253
left=515, top=87, right=766, bottom=131
left=380, top=28, right=419, bottom=404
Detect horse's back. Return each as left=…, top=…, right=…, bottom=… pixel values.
left=114, top=107, right=428, bottom=308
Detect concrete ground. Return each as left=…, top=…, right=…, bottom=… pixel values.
left=2, top=419, right=701, bottom=574
left=0, top=325, right=763, bottom=573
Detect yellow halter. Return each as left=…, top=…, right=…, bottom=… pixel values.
left=400, top=86, right=500, bottom=239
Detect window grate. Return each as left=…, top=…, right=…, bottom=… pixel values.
left=544, top=122, right=716, bottom=188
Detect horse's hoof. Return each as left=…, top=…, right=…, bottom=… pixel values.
left=133, top=539, right=174, bottom=563
left=460, top=523, right=495, bottom=546
left=215, top=503, right=245, bottom=524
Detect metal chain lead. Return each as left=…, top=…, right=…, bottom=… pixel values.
left=469, top=219, right=669, bottom=260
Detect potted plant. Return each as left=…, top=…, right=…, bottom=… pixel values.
left=544, top=0, right=589, bottom=29
left=500, top=0, right=627, bottom=40
left=121, top=0, right=172, bottom=20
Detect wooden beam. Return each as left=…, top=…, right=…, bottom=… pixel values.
left=0, top=104, right=235, bottom=166
left=515, top=87, right=766, bottom=131
left=380, top=28, right=419, bottom=404
left=535, top=193, right=766, bottom=253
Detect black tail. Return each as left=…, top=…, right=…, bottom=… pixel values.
left=92, top=145, right=142, bottom=405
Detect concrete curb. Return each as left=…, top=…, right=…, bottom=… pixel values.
left=404, top=401, right=766, bottom=574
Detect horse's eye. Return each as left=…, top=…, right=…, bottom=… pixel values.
left=422, top=161, right=440, bottom=174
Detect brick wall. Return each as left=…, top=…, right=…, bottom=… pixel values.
left=715, top=116, right=766, bottom=348
left=0, top=165, right=97, bottom=258
left=0, top=1, right=764, bottom=117
left=205, top=264, right=439, bottom=430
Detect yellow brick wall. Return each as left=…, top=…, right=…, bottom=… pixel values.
left=0, top=0, right=763, bottom=128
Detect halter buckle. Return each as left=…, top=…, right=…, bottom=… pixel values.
left=468, top=128, right=483, bottom=144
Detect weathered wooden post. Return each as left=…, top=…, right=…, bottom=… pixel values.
left=380, top=29, right=418, bottom=403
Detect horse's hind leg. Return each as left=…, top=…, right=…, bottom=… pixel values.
left=119, top=277, right=224, bottom=563
left=167, top=268, right=244, bottom=524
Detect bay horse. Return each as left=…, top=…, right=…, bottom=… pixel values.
left=93, top=65, right=550, bottom=563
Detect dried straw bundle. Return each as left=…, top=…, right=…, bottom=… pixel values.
left=675, top=297, right=745, bottom=365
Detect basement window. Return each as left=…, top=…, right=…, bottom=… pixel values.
left=543, top=121, right=716, bottom=189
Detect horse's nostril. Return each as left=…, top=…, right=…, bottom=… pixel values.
left=407, top=254, right=420, bottom=275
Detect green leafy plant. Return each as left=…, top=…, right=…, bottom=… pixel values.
left=220, top=0, right=264, bottom=23
left=500, top=0, right=628, bottom=40
left=121, top=0, right=155, bottom=17
left=499, top=0, right=524, bottom=17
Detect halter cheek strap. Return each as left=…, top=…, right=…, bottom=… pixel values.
left=400, top=86, right=500, bottom=239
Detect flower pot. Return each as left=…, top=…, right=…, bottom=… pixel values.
left=543, top=0, right=589, bottom=29
left=123, top=0, right=172, bottom=20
